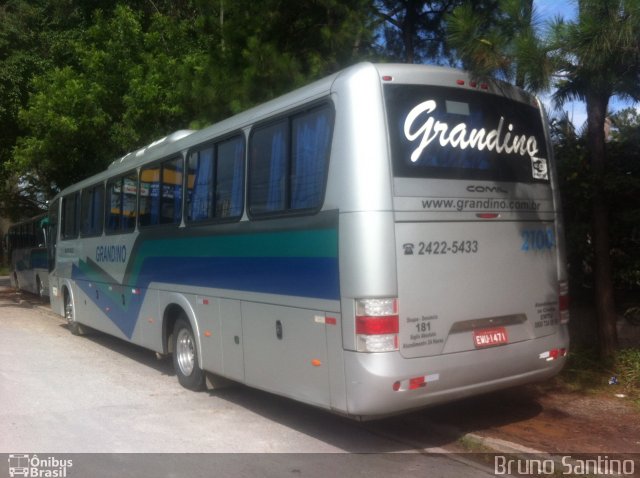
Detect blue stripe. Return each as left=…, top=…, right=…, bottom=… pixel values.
left=137, top=256, right=340, bottom=301
left=73, top=255, right=340, bottom=339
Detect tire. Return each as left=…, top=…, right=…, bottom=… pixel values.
left=172, top=316, right=205, bottom=391
left=36, top=276, right=44, bottom=299
left=64, top=289, right=86, bottom=336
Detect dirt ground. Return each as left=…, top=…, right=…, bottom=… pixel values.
left=422, top=381, right=640, bottom=454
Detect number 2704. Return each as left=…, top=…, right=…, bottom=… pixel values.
left=521, top=228, right=555, bottom=251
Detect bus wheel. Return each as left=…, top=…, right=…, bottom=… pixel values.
left=172, top=317, right=205, bottom=391
left=36, top=276, right=44, bottom=299
left=64, top=289, right=86, bottom=336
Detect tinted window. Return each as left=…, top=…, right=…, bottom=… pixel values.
left=249, top=120, right=288, bottom=214
left=187, top=135, right=244, bottom=222
left=80, top=184, right=104, bottom=237
left=249, top=104, right=332, bottom=216
left=384, top=85, right=549, bottom=183
left=106, top=172, right=137, bottom=233
left=140, top=157, right=183, bottom=227
left=62, top=192, right=79, bottom=239
left=161, top=157, right=183, bottom=224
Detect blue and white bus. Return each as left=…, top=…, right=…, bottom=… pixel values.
left=7, top=213, right=50, bottom=298
left=48, top=63, right=569, bottom=418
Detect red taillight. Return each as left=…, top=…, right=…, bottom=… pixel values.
left=539, top=348, right=567, bottom=361
left=559, top=281, right=570, bottom=324
left=355, top=315, right=399, bottom=335
left=409, top=376, right=426, bottom=390
left=355, top=298, right=399, bottom=352
left=392, top=373, right=439, bottom=391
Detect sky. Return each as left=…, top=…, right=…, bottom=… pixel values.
left=533, top=0, right=638, bottom=129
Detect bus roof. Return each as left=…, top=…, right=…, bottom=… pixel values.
left=52, top=62, right=539, bottom=200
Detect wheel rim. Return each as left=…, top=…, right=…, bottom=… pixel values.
left=65, top=296, right=73, bottom=323
left=176, top=328, right=195, bottom=376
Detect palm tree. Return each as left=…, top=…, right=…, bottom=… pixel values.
left=551, top=0, right=640, bottom=357
left=447, top=0, right=551, bottom=91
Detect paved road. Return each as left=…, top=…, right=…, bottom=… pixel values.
left=0, top=277, right=497, bottom=477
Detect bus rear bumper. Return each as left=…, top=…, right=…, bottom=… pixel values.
left=340, top=328, right=569, bottom=419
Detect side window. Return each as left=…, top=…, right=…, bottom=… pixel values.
left=161, top=157, right=183, bottom=224
left=249, top=104, right=332, bottom=216
left=187, top=135, right=244, bottom=222
left=80, top=184, right=105, bottom=237
left=291, top=107, right=333, bottom=209
left=106, top=172, right=137, bottom=234
left=139, top=165, right=161, bottom=227
left=249, top=120, right=288, bottom=215
left=62, top=192, right=79, bottom=239
left=48, top=199, right=59, bottom=271
left=140, top=157, right=183, bottom=227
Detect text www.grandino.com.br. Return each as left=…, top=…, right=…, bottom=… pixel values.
left=421, top=198, right=542, bottom=212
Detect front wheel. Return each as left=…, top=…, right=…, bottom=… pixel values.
left=172, top=317, right=205, bottom=391
left=37, top=276, right=45, bottom=299
left=65, top=289, right=86, bottom=336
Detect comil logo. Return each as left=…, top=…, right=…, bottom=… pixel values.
left=8, top=454, right=73, bottom=478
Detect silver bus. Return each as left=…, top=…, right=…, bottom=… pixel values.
left=48, top=63, right=569, bottom=418
left=6, top=213, right=50, bottom=298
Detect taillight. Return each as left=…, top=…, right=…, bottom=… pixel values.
left=539, top=348, right=567, bottom=361
left=355, top=298, right=399, bottom=352
left=559, top=281, right=570, bottom=324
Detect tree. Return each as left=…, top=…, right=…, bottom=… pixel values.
left=0, top=0, right=133, bottom=219
left=0, top=0, right=70, bottom=218
left=551, top=0, right=640, bottom=357
left=374, top=0, right=463, bottom=64
left=8, top=4, right=206, bottom=201
left=447, top=0, right=551, bottom=90
left=190, top=0, right=373, bottom=123
left=448, top=0, right=640, bottom=357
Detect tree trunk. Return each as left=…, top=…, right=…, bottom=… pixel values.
left=585, top=92, right=618, bottom=357
left=402, top=1, right=418, bottom=63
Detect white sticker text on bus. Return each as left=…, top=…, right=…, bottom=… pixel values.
left=403, top=100, right=540, bottom=163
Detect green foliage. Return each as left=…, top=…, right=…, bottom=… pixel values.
left=373, top=0, right=464, bottom=64
left=2, top=0, right=374, bottom=215
left=557, top=347, right=640, bottom=403
left=189, top=0, right=373, bottom=123
left=6, top=3, right=205, bottom=200
left=447, top=0, right=551, bottom=90
left=615, top=348, right=640, bottom=399
left=553, top=109, right=640, bottom=292
left=551, top=0, right=640, bottom=107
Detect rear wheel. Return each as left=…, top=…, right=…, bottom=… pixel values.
left=172, top=317, right=205, bottom=391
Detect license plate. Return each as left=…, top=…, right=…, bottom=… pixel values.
left=473, top=327, right=508, bottom=348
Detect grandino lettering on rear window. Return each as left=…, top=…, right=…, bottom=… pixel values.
left=403, top=100, right=540, bottom=162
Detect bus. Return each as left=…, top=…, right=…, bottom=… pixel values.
left=6, top=213, right=50, bottom=298
left=47, top=62, right=569, bottom=418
